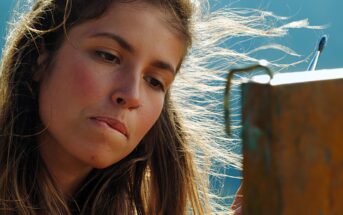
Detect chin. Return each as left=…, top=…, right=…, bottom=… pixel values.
left=89, top=159, right=116, bottom=169
left=85, top=151, right=128, bottom=169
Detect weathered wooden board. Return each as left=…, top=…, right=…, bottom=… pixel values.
left=242, top=68, right=343, bottom=215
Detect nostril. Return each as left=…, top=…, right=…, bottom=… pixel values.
left=112, top=94, right=140, bottom=109
left=116, top=97, right=125, bottom=105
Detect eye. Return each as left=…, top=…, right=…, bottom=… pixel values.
left=144, top=76, right=165, bottom=92
left=94, top=50, right=121, bottom=64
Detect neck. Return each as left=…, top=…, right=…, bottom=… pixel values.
left=38, top=135, right=92, bottom=197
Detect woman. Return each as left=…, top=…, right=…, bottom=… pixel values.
left=0, top=0, right=308, bottom=214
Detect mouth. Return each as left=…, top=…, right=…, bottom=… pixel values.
left=90, top=116, right=128, bottom=138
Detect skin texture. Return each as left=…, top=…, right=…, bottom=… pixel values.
left=37, top=2, right=185, bottom=196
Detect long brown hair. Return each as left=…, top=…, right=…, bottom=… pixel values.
left=0, top=0, right=206, bottom=214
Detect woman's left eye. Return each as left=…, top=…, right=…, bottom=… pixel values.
left=144, top=76, right=165, bottom=92
left=94, top=50, right=121, bottom=64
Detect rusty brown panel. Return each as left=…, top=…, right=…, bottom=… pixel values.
left=242, top=77, right=343, bottom=215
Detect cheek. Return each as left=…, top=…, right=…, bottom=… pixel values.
left=39, top=53, right=105, bottom=123
left=138, top=95, right=164, bottom=135
left=69, top=58, right=105, bottom=100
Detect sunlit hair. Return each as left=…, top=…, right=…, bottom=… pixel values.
left=0, top=0, right=312, bottom=214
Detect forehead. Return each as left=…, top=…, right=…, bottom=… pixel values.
left=72, top=1, right=186, bottom=47
left=66, top=1, right=186, bottom=70
left=104, top=1, right=186, bottom=41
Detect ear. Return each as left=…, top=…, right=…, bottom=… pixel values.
left=33, top=42, right=49, bottom=82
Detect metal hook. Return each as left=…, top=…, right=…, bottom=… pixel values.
left=224, top=61, right=273, bottom=136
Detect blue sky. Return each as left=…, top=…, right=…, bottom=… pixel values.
left=223, top=0, right=342, bottom=71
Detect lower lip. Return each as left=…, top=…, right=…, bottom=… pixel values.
left=90, top=118, right=127, bottom=138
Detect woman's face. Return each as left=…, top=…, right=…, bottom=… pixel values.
left=38, top=2, right=185, bottom=169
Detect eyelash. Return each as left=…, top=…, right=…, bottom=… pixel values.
left=144, top=76, right=165, bottom=92
left=94, top=50, right=121, bottom=64
left=93, top=50, right=166, bottom=91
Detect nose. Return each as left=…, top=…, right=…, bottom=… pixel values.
left=111, top=73, right=141, bottom=110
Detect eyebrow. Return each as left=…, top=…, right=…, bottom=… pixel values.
left=89, top=32, right=176, bottom=75
left=151, top=60, right=176, bottom=75
left=90, top=32, right=134, bottom=53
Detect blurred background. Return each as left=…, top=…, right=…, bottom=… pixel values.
left=1, top=0, right=342, bottom=204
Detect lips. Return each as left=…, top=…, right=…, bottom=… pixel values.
left=91, top=116, right=128, bottom=137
